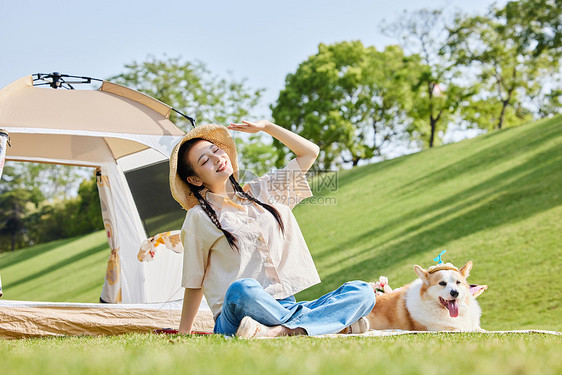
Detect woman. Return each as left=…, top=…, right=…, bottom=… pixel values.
left=169, top=120, right=375, bottom=337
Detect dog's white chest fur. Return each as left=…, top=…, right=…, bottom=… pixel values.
left=405, top=279, right=482, bottom=331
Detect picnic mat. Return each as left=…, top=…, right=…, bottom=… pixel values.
left=0, top=299, right=214, bottom=339
left=310, top=329, right=561, bottom=338
left=2, top=299, right=559, bottom=339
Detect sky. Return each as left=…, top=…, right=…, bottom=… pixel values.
left=1, top=0, right=506, bottom=111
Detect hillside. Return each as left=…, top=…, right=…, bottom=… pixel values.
left=298, top=115, right=561, bottom=331
left=1, top=115, right=561, bottom=331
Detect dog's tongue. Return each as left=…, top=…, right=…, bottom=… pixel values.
left=446, top=300, right=459, bottom=318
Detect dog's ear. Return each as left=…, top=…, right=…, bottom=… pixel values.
left=469, top=284, right=488, bottom=298
left=459, top=261, right=473, bottom=278
left=413, top=265, right=429, bottom=285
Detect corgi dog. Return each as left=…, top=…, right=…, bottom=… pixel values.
left=366, top=261, right=487, bottom=332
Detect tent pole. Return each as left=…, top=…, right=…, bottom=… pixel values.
left=171, top=108, right=196, bottom=129
left=0, top=129, right=10, bottom=181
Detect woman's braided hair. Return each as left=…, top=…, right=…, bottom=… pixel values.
left=176, top=138, right=285, bottom=251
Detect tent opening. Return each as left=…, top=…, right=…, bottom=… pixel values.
left=124, top=160, right=187, bottom=237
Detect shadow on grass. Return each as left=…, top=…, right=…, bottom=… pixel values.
left=0, top=235, right=89, bottom=269
left=312, top=121, right=562, bottom=263
left=334, top=143, right=560, bottom=266
left=3, top=242, right=108, bottom=290
left=397, top=117, right=561, bottom=199
left=298, top=118, right=562, bottom=298
left=332, top=153, right=413, bottom=191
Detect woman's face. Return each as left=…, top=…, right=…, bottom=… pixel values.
left=185, top=140, right=233, bottom=190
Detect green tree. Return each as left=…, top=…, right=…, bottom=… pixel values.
left=502, top=0, right=562, bottom=57
left=108, top=55, right=264, bottom=131
left=0, top=188, right=42, bottom=251
left=0, top=164, right=102, bottom=252
left=4, top=161, right=89, bottom=202
left=75, top=176, right=103, bottom=232
left=447, top=1, right=560, bottom=129
left=272, top=41, right=419, bottom=169
left=384, top=9, right=476, bottom=148
left=234, top=135, right=278, bottom=181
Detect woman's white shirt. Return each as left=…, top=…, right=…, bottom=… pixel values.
left=180, top=157, right=321, bottom=319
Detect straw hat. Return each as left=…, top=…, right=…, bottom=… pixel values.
left=169, top=124, right=239, bottom=211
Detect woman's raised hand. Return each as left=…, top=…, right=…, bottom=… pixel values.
left=228, top=120, right=271, bottom=133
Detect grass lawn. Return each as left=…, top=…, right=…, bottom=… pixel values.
left=0, top=231, right=108, bottom=302
left=1, top=332, right=560, bottom=375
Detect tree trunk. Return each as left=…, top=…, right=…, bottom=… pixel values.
left=429, top=118, right=437, bottom=148
left=427, top=82, right=440, bottom=149
left=497, top=100, right=509, bottom=129
left=497, top=68, right=517, bottom=130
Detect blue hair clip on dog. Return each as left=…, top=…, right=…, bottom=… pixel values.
left=433, top=250, right=446, bottom=264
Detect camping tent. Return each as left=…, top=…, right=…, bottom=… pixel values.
left=0, top=74, right=188, bottom=304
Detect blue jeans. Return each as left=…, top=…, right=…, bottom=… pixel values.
left=213, top=278, right=376, bottom=336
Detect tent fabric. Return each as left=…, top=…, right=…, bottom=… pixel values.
left=0, top=76, right=184, bottom=167
left=102, top=160, right=160, bottom=303
left=0, top=299, right=214, bottom=339
left=99, top=81, right=172, bottom=118
left=6, top=132, right=119, bottom=167
left=0, top=75, right=188, bottom=305
left=0, top=77, right=182, bottom=135
left=97, top=169, right=123, bottom=303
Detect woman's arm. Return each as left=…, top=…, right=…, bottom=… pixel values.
left=178, top=288, right=204, bottom=334
left=263, top=121, right=320, bottom=174
left=228, top=120, right=320, bottom=174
